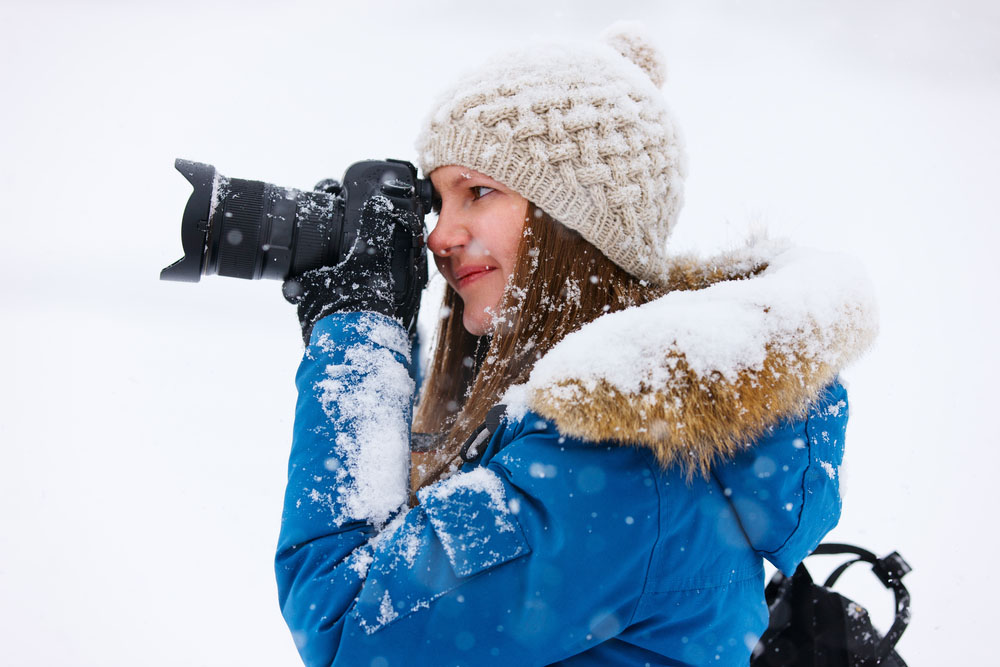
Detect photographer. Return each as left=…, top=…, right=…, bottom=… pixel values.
left=275, top=24, right=877, bottom=666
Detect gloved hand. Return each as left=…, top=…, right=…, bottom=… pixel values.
left=282, top=195, right=422, bottom=345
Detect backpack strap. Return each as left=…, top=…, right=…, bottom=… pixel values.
left=813, top=543, right=878, bottom=588
left=811, top=543, right=913, bottom=661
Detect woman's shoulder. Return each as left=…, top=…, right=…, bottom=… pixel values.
left=484, top=409, right=768, bottom=592
left=486, top=378, right=849, bottom=580
left=485, top=410, right=663, bottom=493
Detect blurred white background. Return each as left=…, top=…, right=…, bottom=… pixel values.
left=2, top=0, right=997, bottom=664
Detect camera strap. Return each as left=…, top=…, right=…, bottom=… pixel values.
left=459, top=404, right=508, bottom=465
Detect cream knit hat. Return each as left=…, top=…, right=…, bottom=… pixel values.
left=416, top=22, right=686, bottom=285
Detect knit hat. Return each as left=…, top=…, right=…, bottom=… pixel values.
left=416, top=22, right=687, bottom=285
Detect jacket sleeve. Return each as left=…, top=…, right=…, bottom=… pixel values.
left=276, top=311, right=416, bottom=665
left=276, top=313, right=658, bottom=667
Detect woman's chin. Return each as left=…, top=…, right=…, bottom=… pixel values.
left=462, top=309, right=492, bottom=337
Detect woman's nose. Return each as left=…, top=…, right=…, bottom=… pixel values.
left=427, top=209, right=470, bottom=257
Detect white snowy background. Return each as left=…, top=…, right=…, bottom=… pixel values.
left=2, top=0, right=997, bottom=664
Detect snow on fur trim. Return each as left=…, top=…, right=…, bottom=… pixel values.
left=503, top=239, right=878, bottom=477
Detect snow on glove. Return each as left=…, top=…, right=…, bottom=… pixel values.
left=283, top=195, right=413, bottom=345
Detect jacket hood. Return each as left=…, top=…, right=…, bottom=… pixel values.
left=503, top=238, right=878, bottom=478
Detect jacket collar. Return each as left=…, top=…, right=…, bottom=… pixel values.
left=503, top=238, right=878, bottom=475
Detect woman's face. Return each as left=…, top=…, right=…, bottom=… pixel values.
left=427, top=165, right=528, bottom=336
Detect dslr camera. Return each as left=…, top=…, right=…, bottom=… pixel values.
left=162, top=158, right=435, bottom=327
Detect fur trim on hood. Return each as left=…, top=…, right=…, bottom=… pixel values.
left=503, top=239, right=878, bottom=476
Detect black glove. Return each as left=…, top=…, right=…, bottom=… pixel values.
left=282, top=195, right=423, bottom=345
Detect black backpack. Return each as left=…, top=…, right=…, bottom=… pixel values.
left=752, top=543, right=912, bottom=666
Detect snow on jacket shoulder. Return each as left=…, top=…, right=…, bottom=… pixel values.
left=275, top=240, right=877, bottom=667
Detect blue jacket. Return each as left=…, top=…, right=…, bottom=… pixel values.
left=276, top=243, right=876, bottom=666
left=277, top=314, right=850, bottom=666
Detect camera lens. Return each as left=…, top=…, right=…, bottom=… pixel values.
left=207, top=179, right=341, bottom=281
left=161, top=160, right=344, bottom=283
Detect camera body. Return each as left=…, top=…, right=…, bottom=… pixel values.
left=162, top=158, right=434, bottom=327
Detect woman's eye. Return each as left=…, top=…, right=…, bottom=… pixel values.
left=472, top=186, right=494, bottom=200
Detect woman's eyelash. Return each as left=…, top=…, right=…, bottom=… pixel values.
left=472, top=186, right=495, bottom=199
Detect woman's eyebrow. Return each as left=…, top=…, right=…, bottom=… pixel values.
left=447, top=171, right=497, bottom=189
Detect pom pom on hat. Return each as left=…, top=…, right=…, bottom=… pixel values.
left=601, top=20, right=667, bottom=88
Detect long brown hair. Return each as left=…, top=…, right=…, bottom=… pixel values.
left=411, top=204, right=664, bottom=490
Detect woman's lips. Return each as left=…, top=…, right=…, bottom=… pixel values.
left=454, top=265, right=496, bottom=288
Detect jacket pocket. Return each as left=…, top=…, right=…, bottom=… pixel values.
left=420, top=467, right=531, bottom=577
left=351, top=467, right=531, bottom=634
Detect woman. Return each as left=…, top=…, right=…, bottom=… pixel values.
left=276, top=24, right=877, bottom=666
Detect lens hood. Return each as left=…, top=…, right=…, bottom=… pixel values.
left=161, top=159, right=217, bottom=282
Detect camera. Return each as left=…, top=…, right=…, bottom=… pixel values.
left=162, top=157, right=434, bottom=312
